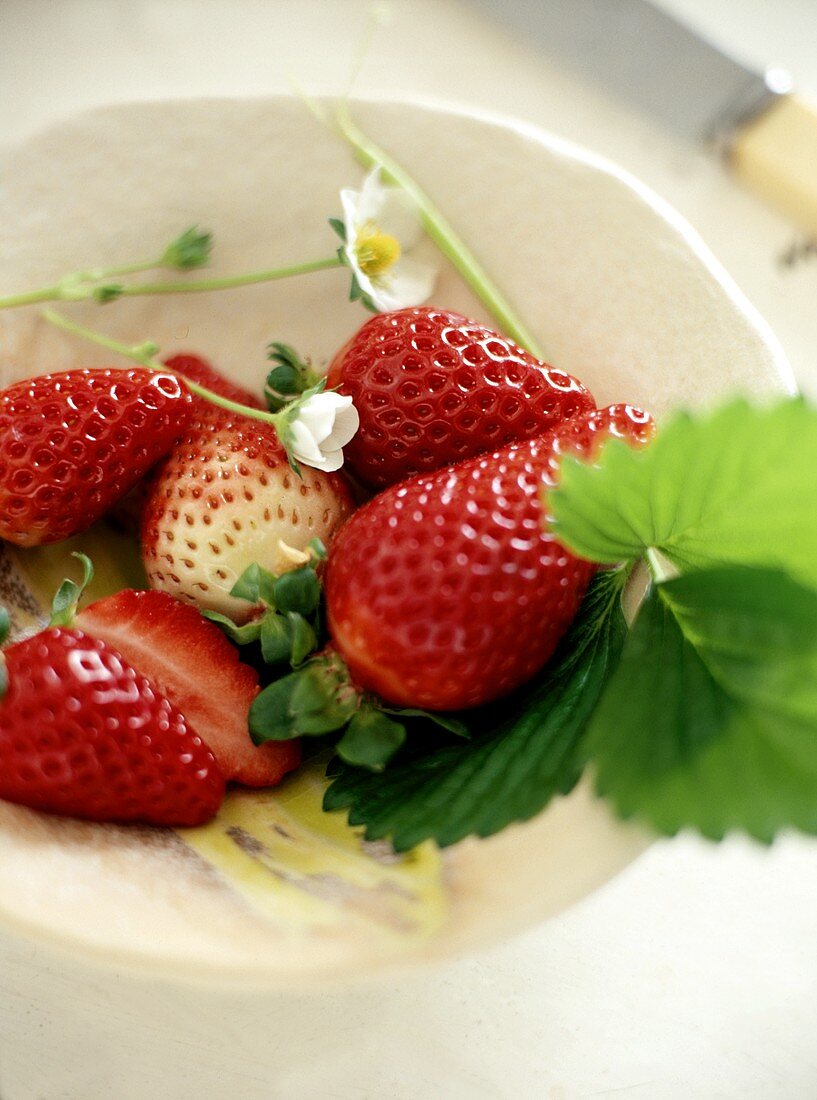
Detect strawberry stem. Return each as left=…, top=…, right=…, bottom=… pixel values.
left=40, top=309, right=350, bottom=474
left=100, top=256, right=345, bottom=298
left=41, top=309, right=286, bottom=425
left=331, top=103, right=548, bottom=361
left=0, top=256, right=344, bottom=311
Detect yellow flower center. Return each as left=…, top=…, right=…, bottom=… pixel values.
left=354, top=222, right=401, bottom=278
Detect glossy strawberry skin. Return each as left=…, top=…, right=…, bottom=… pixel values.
left=0, top=368, right=193, bottom=547
left=325, top=404, right=654, bottom=711
left=141, top=405, right=355, bottom=623
left=327, top=307, right=595, bottom=489
left=77, top=588, right=300, bottom=787
left=0, top=628, right=224, bottom=826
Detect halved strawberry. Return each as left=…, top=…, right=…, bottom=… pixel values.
left=76, top=588, right=300, bottom=787
left=0, top=627, right=224, bottom=826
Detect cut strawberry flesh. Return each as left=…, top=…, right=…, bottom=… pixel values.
left=77, top=589, right=300, bottom=787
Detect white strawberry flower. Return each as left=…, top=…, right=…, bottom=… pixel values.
left=287, top=390, right=359, bottom=473
left=338, top=168, right=437, bottom=312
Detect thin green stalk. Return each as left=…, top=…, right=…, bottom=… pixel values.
left=108, top=255, right=343, bottom=298
left=41, top=309, right=287, bottom=430
left=1, top=256, right=344, bottom=311
left=0, top=285, right=63, bottom=309
left=334, top=104, right=547, bottom=360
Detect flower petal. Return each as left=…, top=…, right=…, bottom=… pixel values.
left=313, top=446, right=345, bottom=473
left=368, top=255, right=437, bottom=312
left=322, top=400, right=360, bottom=451
left=297, top=391, right=346, bottom=444
left=374, top=186, right=424, bottom=249
left=289, top=419, right=324, bottom=466
left=355, top=167, right=389, bottom=224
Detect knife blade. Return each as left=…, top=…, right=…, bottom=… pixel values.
left=473, top=0, right=817, bottom=235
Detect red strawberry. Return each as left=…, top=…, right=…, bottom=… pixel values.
left=0, top=628, right=224, bottom=826
left=141, top=404, right=354, bottom=623
left=324, top=404, right=654, bottom=711
left=163, top=353, right=265, bottom=411
left=76, top=588, right=300, bottom=787
left=327, top=307, right=595, bottom=488
left=0, top=368, right=193, bottom=547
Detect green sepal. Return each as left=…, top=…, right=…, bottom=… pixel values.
left=336, top=708, right=407, bottom=770
left=49, top=552, right=94, bottom=627
left=347, top=272, right=379, bottom=311
left=264, top=343, right=321, bottom=412
left=328, top=217, right=347, bottom=243
left=249, top=673, right=301, bottom=743
left=93, top=284, right=124, bottom=303
left=290, top=660, right=358, bottom=734
left=250, top=653, right=360, bottom=743
left=259, top=614, right=292, bottom=665
left=273, top=567, right=320, bottom=616
left=288, top=613, right=318, bottom=667
left=161, top=226, right=213, bottom=271
left=259, top=611, right=316, bottom=667
left=348, top=272, right=363, bottom=302
left=382, top=708, right=470, bottom=738
left=229, top=563, right=262, bottom=604
left=201, top=609, right=263, bottom=646
left=307, top=538, right=327, bottom=562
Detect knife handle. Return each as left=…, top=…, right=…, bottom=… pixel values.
left=730, top=94, right=817, bottom=237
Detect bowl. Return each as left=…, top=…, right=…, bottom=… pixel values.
left=0, top=95, right=792, bottom=987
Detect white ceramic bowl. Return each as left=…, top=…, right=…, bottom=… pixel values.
left=0, top=95, right=792, bottom=987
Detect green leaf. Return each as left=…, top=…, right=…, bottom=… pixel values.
left=661, top=567, right=817, bottom=720
left=161, top=226, right=213, bottom=270
left=336, top=708, right=407, bottom=770
left=273, top=567, right=320, bottom=616
left=549, top=399, right=817, bottom=588
left=201, top=609, right=263, bottom=646
left=49, top=552, right=94, bottom=627
left=249, top=673, right=301, bottom=743
left=324, top=569, right=628, bottom=851
left=586, top=566, right=817, bottom=842
left=307, top=538, right=327, bottom=562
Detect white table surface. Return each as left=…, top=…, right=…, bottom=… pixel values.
left=1, top=2, right=817, bottom=1098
